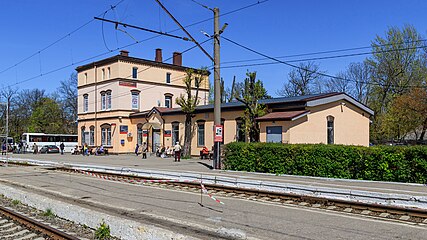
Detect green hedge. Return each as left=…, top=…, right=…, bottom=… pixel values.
left=223, top=142, right=427, bottom=183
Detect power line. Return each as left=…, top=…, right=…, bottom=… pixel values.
left=3, top=1, right=265, bottom=90
left=220, top=45, right=427, bottom=69
left=0, top=0, right=126, bottom=76
left=221, top=36, right=427, bottom=89
left=221, top=39, right=427, bottom=65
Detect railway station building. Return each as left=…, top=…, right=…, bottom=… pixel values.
left=76, top=50, right=374, bottom=155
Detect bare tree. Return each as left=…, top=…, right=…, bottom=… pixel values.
left=277, top=61, right=324, bottom=97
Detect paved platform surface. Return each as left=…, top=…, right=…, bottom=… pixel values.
left=3, top=153, right=427, bottom=198
left=0, top=166, right=425, bottom=239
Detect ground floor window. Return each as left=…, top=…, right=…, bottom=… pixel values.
left=266, top=126, right=282, bottom=143
left=89, top=126, right=95, bottom=146
left=137, top=125, right=143, bottom=145
left=101, top=125, right=112, bottom=146
left=197, top=121, right=205, bottom=147
left=327, top=116, right=334, bottom=144
left=172, top=122, right=179, bottom=144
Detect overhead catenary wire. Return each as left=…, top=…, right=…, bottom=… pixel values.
left=2, top=0, right=265, bottom=90
left=221, top=39, right=427, bottom=65
left=221, top=36, right=427, bottom=89
left=0, top=0, right=126, bottom=76
left=219, top=45, right=427, bottom=69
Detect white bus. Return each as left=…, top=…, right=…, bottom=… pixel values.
left=22, top=133, right=78, bottom=153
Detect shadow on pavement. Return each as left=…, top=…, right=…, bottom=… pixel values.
left=197, top=161, right=213, bottom=170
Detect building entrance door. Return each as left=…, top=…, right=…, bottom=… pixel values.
left=152, top=129, right=161, bottom=152
left=266, top=126, right=282, bottom=143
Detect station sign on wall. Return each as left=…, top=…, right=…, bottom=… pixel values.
left=164, top=130, right=171, bottom=137
left=120, top=125, right=128, bottom=134
left=119, top=81, right=137, bottom=87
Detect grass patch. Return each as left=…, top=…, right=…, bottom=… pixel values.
left=94, top=221, right=111, bottom=240
left=11, top=199, right=21, bottom=206
left=43, top=208, right=55, bottom=218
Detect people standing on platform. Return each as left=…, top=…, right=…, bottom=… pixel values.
left=1, top=143, right=6, bottom=155
left=135, top=143, right=140, bottom=156
left=60, top=142, right=65, bottom=155
left=32, top=143, right=38, bottom=154
left=83, top=143, right=88, bottom=156
left=141, top=142, right=147, bottom=159
left=174, top=142, right=182, bottom=162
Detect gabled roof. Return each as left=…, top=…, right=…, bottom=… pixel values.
left=129, top=92, right=374, bottom=118
left=256, top=110, right=309, bottom=122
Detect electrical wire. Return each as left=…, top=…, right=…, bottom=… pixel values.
left=220, top=45, right=427, bottom=69
left=221, top=39, right=427, bottom=65
left=0, top=0, right=126, bottom=76
left=221, top=36, right=427, bottom=89
left=3, top=0, right=265, bottom=90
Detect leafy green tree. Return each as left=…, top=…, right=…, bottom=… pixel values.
left=28, top=97, right=65, bottom=133
left=176, top=69, right=205, bottom=157
left=366, top=25, right=426, bottom=142
left=236, top=71, right=270, bottom=142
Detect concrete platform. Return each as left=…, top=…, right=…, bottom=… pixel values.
left=4, top=153, right=427, bottom=197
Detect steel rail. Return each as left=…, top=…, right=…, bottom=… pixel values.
left=0, top=205, right=80, bottom=240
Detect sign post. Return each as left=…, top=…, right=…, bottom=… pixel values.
left=213, top=125, right=223, bottom=169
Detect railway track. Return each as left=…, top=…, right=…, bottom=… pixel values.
left=0, top=205, right=80, bottom=240
left=57, top=167, right=427, bottom=225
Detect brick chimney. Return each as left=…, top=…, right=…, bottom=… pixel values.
left=120, top=50, right=129, bottom=57
left=173, top=52, right=182, bottom=66
left=155, top=48, right=163, bottom=62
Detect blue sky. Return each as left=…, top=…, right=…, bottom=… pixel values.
left=1, top=0, right=427, bottom=97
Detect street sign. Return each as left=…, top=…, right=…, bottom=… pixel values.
left=214, top=125, right=223, bottom=142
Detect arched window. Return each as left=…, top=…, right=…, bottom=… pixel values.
left=81, top=126, right=87, bottom=145
left=89, top=126, right=95, bottom=146
left=106, top=90, right=112, bottom=110
left=137, top=124, right=143, bottom=145
left=100, top=91, right=106, bottom=110
left=101, top=124, right=112, bottom=146
left=327, top=116, right=334, bottom=144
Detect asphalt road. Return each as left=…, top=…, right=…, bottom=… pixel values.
left=0, top=166, right=425, bottom=239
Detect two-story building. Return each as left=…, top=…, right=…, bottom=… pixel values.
left=77, top=50, right=374, bottom=155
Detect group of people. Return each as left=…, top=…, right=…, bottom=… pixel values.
left=134, top=142, right=148, bottom=159
left=135, top=142, right=182, bottom=162
left=70, top=143, right=106, bottom=156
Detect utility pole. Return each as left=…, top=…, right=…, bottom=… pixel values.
left=213, top=8, right=221, bottom=170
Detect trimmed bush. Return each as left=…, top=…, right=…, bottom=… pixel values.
left=223, top=143, right=427, bottom=183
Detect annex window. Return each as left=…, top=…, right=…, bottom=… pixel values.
left=101, top=124, right=112, bottom=146
left=102, top=68, right=105, bottom=80
left=197, top=120, right=205, bottom=147
left=84, top=73, right=88, bottom=84
left=107, top=67, right=111, bottom=79
left=132, top=67, right=138, bottom=79
left=172, top=122, right=179, bottom=145
left=83, top=94, right=88, bottom=112
left=166, top=72, right=171, bottom=83
left=131, top=91, right=139, bottom=110
left=89, top=126, right=95, bottom=146
left=327, top=116, right=334, bottom=144
left=165, top=95, right=172, bottom=108
left=101, top=91, right=106, bottom=110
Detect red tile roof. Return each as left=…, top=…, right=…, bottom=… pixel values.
left=256, top=110, right=309, bottom=121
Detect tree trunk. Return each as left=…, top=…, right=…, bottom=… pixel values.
left=183, top=113, right=192, bottom=157
left=418, top=118, right=427, bottom=142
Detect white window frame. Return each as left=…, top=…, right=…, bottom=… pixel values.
left=165, top=95, right=172, bottom=108
left=83, top=94, right=88, bottom=112
left=106, top=91, right=112, bottom=110
left=101, top=125, right=112, bottom=146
